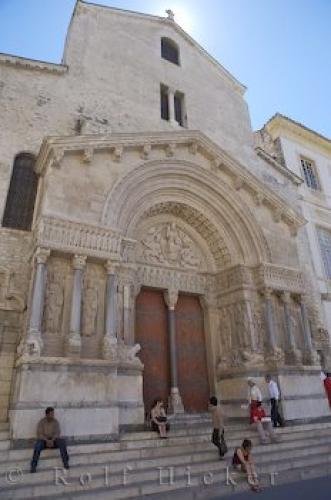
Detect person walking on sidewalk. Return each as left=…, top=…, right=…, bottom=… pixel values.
left=30, top=407, right=69, bottom=473
left=208, top=396, right=227, bottom=459
left=265, top=374, right=285, bottom=427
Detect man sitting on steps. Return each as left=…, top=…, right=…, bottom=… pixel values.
left=30, top=407, right=69, bottom=473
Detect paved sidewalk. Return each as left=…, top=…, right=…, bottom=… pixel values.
left=218, top=475, right=331, bottom=500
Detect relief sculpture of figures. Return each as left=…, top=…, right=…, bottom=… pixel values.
left=139, top=222, right=201, bottom=269
left=82, top=283, right=98, bottom=337
left=43, top=270, right=64, bottom=334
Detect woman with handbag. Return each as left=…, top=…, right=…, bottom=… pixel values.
left=150, top=399, right=169, bottom=438
left=208, top=396, right=228, bottom=459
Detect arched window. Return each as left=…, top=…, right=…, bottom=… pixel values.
left=161, top=37, right=180, bottom=65
left=2, top=153, right=38, bottom=231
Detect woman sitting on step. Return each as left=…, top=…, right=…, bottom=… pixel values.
left=232, top=439, right=260, bottom=492
left=150, top=399, right=169, bottom=438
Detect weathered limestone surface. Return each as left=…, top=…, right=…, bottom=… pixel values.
left=0, top=2, right=330, bottom=434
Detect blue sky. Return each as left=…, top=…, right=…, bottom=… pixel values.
left=0, top=0, right=330, bottom=137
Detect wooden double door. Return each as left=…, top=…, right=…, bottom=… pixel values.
left=135, top=288, right=210, bottom=415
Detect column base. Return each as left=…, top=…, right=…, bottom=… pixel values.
left=17, top=329, right=43, bottom=358
left=64, top=333, right=81, bottom=357
left=168, top=387, right=184, bottom=414
left=102, top=336, right=117, bottom=360
left=265, top=347, right=285, bottom=368
left=302, top=349, right=320, bottom=366
left=285, top=348, right=303, bottom=365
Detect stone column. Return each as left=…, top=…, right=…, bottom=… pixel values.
left=281, top=292, right=302, bottom=364
left=299, top=295, right=319, bottom=365
left=65, top=254, right=86, bottom=357
left=24, top=247, right=50, bottom=356
left=164, top=288, right=184, bottom=414
left=168, top=87, right=176, bottom=125
left=102, top=261, right=118, bottom=359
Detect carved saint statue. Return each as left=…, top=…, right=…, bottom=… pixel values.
left=43, top=280, right=64, bottom=334
left=82, top=285, right=98, bottom=336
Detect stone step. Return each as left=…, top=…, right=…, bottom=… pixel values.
left=137, top=458, right=331, bottom=500
left=1, top=430, right=331, bottom=481
left=0, top=440, right=10, bottom=451
left=0, top=430, right=9, bottom=440
left=2, top=424, right=331, bottom=469
left=119, top=421, right=331, bottom=443
left=2, top=448, right=330, bottom=499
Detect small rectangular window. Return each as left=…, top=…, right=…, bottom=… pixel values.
left=160, top=85, right=169, bottom=121
left=300, top=157, right=320, bottom=190
left=174, top=92, right=185, bottom=127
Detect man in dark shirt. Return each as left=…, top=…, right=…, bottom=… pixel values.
left=31, top=407, right=69, bottom=473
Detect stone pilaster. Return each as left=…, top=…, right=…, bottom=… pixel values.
left=65, top=254, right=86, bottom=357
left=164, top=288, right=184, bottom=414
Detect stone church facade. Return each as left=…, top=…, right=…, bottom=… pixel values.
left=0, top=1, right=330, bottom=442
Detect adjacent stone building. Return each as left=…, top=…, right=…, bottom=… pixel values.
left=0, top=1, right=330, bottom=443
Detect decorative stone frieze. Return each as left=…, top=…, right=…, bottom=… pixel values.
left=35, top=131, right=306, bottom=234
left=35, top=216, right=122, bottom=260
left=255, top=263, right=304, bottom=293
left=136, top=264, right=212, bottom=295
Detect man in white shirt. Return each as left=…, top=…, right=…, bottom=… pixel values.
left=265, top=375, right=285, bottom=427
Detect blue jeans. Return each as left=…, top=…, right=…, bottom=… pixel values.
left=31, top=438, right=69, bottom=470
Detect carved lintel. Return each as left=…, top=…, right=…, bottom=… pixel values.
left=35, top=247, right=50, bottom=265
left=141, top=143, right=151, bottom=160
left=165, top=143, right=175, bottom=157
left=52, top=149, right=64, bottom=169
left=164, top=288, right=179, bottom=310
left=113, top=146, right=123, bottom=162
left=82, top=147, right=94, bottom=163
left=233, top=176, right=244, bottom=191
left=72, top=254, right=87, bottom=270
left=188, top=141, right=198, bottom=155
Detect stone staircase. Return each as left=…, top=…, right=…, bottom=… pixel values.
left=0, top=421, right=330, bottom=499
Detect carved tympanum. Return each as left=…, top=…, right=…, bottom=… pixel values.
left=138, top=223, right=202, bottom=269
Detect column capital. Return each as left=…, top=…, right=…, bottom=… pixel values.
left=260, top=287, right=273, bottom=300
left=72, top=254, right=87, bottom=270
left=164, top=288, right=178, bottom=310
left=35, top=247, right=50, bottom=265
left=104, top=260, right=119, bottom=275
left=280, top=291, right=292, bottom=304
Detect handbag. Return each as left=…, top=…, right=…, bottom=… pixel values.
left=220, top=430, right=228, bottom=455
left=156, top=416, right=167, bottom=423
